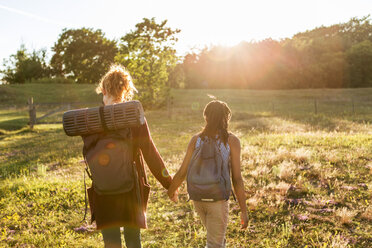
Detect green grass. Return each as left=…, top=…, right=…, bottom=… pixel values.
left=0, top=84, right=371, bottom=247
left=0, top=83, right=101, bottom=105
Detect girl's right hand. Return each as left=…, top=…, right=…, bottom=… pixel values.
left=167, top=189, right=179, bottom=203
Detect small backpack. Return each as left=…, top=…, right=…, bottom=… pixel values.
left=84, top=129, right=136, bottom=195
left=187, top=135, right=232, bottom=202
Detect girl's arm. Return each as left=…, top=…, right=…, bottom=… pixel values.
left=229, top=134, right=248, bottom=229
left=167, top=135, right=198, bottom=201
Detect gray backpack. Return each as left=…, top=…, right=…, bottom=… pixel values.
left=84, top=129, right=137, bottom=195
left=187, top=136, right=232, bottom=201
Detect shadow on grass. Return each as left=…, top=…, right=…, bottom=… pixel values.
left=284, top=113, right=371, bottom=132
left=0, top=126, right=33, bottom=137
left=232, top=111, right=371, bottom=133
left=0, top=117, right=29, bottom=131
left=0, top=125, right=82, bottom=178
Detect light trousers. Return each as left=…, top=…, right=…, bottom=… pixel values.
left=193, top=200, right=229, bottom=248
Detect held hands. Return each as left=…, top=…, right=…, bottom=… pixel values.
left=167, top=189, right=179, bottom=203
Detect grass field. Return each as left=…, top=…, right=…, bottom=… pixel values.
left=0, top=84, right=371, bottom=247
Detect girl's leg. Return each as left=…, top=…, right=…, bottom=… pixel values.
left=205, top=200, right=229, bottom=248
left=194, top=200, right=229, bottom=248
left=194, top=201, right=207, bottom=226
left=124, top=226, right=141, bottom=248
left=101, top=227, right=121, bottom=248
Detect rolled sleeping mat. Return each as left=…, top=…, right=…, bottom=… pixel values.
left=63, top=100, right=145, bottom=136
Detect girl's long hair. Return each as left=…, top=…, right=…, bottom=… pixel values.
left=200, top=100, right=231, bottom=145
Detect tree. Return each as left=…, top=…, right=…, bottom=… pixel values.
left=168, top=63, right=185, bottom=88
left=116, top=18, right=180, bottom=107
left=182, top=52, right=201, bottom=88
left=1, top=45, right=50, bottom=84
left=51, top=28, right=117, bottom=84
left=347, top=40, right=372, bottom=87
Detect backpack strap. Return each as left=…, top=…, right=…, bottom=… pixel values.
left=226, top=140, right=237, bottom=202
left=99, top=106, right=109, bottom=132
left=82, top=166, right=88, bottom=222
left=217, top=137, right=237, bottom=202
left=80, top=134, right=95, bottom=222
left=81, top=146, right=93, bottom=222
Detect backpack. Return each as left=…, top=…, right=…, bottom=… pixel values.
left=83, top=129, right=136, bottom=195
left=187, top=135, right=232, bottom=202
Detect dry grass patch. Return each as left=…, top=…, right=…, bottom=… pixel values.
left=273, top=147, right=312, bottom=164
left=234, top=117, right=309, bottom=133
left=250, top=165, right=271, bottom=178
left=276, top=181, right=291, bottom=195
left=241, top=145, right=257, bottom=159
left=335, top=207, right=357, bottom=225
left=330, top=234, right=350, bottom=248
left=366, top=162, right=372, bottom=174
left=247, top=193, right=261, bottom=210
left=361, top=206, right=372, bottom=221
left=275, top=147, right=292, bottom=162
left=276, top=160, right=296, bottom=180
left=323, top=150, right=340, bottom=164
left=265, top=181, right=291, bottom=196
left=303, top=196, right=338, bottom=209
left=292, top=148, right=312, bottom=163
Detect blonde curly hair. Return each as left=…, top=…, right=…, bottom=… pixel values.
left=96, top=64, right=137, bottom=102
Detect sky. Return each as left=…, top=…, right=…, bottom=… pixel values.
left=0, top=0, right=371, bottom=64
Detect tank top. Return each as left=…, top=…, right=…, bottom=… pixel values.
left=195, top=135, right=230, bottom=162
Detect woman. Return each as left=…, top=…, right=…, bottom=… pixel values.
left=167, top=100, right=248, bottom=248
left=82, top=65, right=174, bottom=248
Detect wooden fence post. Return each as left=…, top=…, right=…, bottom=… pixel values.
left=314, top=99, right=318, bottom=114
left=28, top=97, right=36, bottom=129
left=167, top=96, right=173, bottom=119
left=352, top=99, right=355, bottom=115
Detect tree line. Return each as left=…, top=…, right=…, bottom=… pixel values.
left=1, top=18, right=179, bottom=107
left=1, top=16, right=372, bottom=105
left=179, top=16, right=372, bottom=89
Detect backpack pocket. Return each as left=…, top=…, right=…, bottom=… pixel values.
left=187, top=138, right=231, bottom=201
left=187, top=180, right=228, bottom=201
left=86, top=137, right=134, bottom=195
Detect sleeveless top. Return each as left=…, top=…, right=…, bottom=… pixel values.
left=195, top=135, right=230, bottom=162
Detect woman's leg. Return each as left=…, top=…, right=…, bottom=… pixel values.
left=124, top=226, right=141, bottom=248
left=101, top=227, right=121, bottom=248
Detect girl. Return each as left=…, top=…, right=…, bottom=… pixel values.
left=82, top=65, right=174, bottom=248
left=167, top=100, right=248, bottom=248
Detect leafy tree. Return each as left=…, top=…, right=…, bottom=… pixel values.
left=182, top=52, right=202, bottom=88
left=181, top=16, right=372, bottom=89
left=339, top=15, right=372, bottom=48
left=116, top=18, right=180, bottom=107
left=51, top=28, right=117, bottom=84
left=347, top=40, right=372, bottom=87
left=168, top=63, right=185, bottom=88
left=1, top=45, right=50, bottom=84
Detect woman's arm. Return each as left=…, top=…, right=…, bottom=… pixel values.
left=167, top=135, right=198, bottom=201
left=229, top=134, right=248, bottom=229
left=133, top=118, right=172, bottom=189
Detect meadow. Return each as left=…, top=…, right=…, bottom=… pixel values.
left=0, top=84, right=371, bottom=247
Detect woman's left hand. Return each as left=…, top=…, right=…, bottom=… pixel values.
left=167, top=189, right=179, bottom=203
